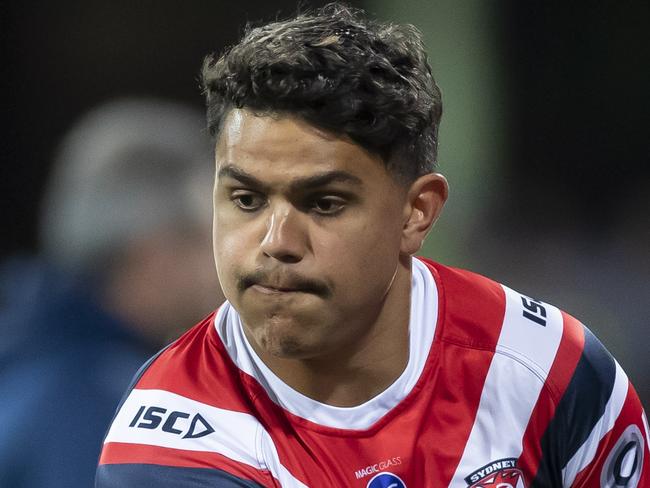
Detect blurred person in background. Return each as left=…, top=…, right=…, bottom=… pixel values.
left=0, top=98, right=222, bottom=487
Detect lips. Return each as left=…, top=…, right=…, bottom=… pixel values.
left=251, top=283, right=306, bottom=294
left=238, top=271, right=331, bottom=298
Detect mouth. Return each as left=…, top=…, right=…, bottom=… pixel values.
left=250, top=283, right=308, bottom=295
left=239, top=271, right=331, bottom=298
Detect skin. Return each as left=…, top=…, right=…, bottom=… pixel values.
left=213, top=108, right=448, bottom=407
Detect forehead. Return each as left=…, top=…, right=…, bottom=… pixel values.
left=215, top=109, right=389, bottom=184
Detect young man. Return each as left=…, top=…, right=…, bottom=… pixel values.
left=96, top=4, right=649, bottom=487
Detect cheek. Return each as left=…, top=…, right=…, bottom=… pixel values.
left=213, top=221, right=250, bottom=298
left=360, top=212, right=403, bottom=281
left=320, top=214, right=402, bottom=292
left=359, top=205, right=404, bottom=258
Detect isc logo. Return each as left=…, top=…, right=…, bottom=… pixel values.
left=128, top=405, right=215, bottom=439
left=520, top=295, right=547, bottom=327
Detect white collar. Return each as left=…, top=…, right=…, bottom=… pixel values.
left=214, top=257, right=439, bottom=430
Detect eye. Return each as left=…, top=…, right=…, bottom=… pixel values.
left=231, top=191, right=265, bottom=211
left=311, top=196, right=346, bottom=215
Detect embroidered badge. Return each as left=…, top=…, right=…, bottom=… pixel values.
left=464, top=458, right=526, bottom=488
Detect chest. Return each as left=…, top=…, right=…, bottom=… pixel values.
left=256, top=354, right=541, bottom=488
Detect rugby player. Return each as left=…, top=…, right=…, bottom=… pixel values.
left=96, top=4, right=649, bottom=487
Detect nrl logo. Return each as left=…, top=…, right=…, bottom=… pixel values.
left=464, top=458, right=526, bottom=488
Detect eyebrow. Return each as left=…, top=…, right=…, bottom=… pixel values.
left=217, top=164, right=363, bottom=192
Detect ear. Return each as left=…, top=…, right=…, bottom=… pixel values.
left=400, top=173, right=449, bottom=255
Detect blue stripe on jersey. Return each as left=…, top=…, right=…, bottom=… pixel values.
left=95, top=464, right=265, bottom=488
left=530, top=326, right=617, bottom=487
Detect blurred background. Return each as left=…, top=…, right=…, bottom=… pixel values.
left=1, top=0, right=648, bottom=485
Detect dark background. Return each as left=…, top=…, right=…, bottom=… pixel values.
left=502, top=1, right=649, bottom=234
left=2, top=1, right=648, bottom=403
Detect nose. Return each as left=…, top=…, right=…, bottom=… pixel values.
left=260, top=204, right=307, bottom=263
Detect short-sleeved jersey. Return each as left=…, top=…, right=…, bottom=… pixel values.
left=96, top=258, right=649, bottom=487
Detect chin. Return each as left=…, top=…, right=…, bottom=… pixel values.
left=253, top=321, right=317, bottom=359
left=262, top=337, right=309, bottom=359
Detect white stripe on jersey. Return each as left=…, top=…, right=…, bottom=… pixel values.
left=449, top=285, right=564, bottom=486
left=103, top=389, right=308, bottom=488
left=215, top=257, right=439, bottom=430
left=643, top=411, right=650, bottom=448
left=561, top=361, right=629, bottom=486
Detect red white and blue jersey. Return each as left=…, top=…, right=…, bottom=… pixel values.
left=96, top=258, right=649, bottom=487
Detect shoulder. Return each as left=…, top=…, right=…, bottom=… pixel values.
left=418, top=257, right=618, bottom=398
left=96, top=311, right=290, bottom=487
left=417, top=258, right=649, bottom=486
left=108, top=311, right=234, bottom=415
left=418, top=257, right=564, bottom=356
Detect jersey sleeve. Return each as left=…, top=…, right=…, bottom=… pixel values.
left=95, top=374, right=280, bottom=488
left=95, top=384, right=278, bottom=488
left=570, top=382, right=649, bottom=487
left=94, top=338, right=277, bottom=488
left=531, top=324, right=649, bottom=487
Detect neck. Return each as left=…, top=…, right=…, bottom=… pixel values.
left=245, top=257, right=412, bottom=407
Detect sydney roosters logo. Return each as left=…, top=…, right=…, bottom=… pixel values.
left=464, top=458, right=526, bottom=488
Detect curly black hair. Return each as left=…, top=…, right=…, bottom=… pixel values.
left=201, top=3, right=442, bottom=182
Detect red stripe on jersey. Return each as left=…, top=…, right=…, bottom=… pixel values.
left=423, top=258, right=506, bottom=350
left=99, top=442, right=276, bottom=487
left=518, top=311, right=585, bottom=484
left=570, top=383, right=649, bottom=487
left=133, top=315, right=258, bottom=416
left=418, top=259, right=509, bottom=486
